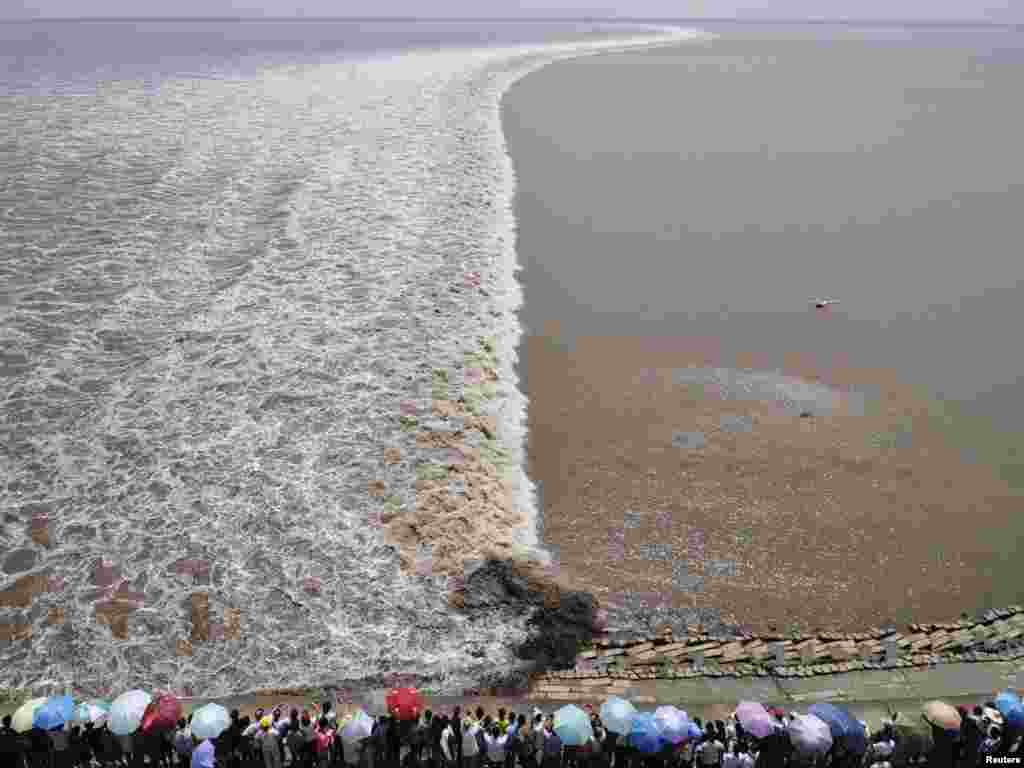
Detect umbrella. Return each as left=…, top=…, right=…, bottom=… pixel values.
left=735, top=702, right=776, bottom=740
left=995, top=692, right=1020, bottom=718
left=686, top=722, right=703, bottom=742
left=33, top=695, right=75, bottom=730
left=600, top=697, right=638, bottom=735
left=922, top=702, right=961, bottom=732
left=995, top=693, right=1024, bottom=732
left=627, top=712, right=665, bottom=755
left=12, top=698, right=48, bottom=733
left=385, top=688, right=423, bottom=721
left=190, top=704, right=231, bottom=741
left=1005, top=705, right=1024, bottom=733
left=340, top=710, right=375, bottom=745
left=654, top=706, right=690, bottom=745
left=787, top=714, right=833, bottom=757
left=110, top=690, right=152, bottom=735
left=141, top=694, right=182, bottom=734
left=554, top=705, right=594, bottom=747
left=808, top=703, right=867, bottom=755
left=76, top=701, right=112, bottom=726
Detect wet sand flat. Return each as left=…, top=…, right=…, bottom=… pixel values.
left=502, top=28, right=1024, bottom=632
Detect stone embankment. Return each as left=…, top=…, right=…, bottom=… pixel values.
left=529, top=605, right=1024, bottom=703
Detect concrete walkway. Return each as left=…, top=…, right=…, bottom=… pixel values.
left=645, top=659, right=1024, bottom=706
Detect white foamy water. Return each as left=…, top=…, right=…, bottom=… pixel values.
left=0, top=25, right=709, bottom=698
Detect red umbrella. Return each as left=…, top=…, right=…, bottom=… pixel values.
left=140, top=694, right=182, bottom=734
left=385, top=688, right=423, bottom=721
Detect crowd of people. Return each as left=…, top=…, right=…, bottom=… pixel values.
left=1, top=697, right=1020, bottom=768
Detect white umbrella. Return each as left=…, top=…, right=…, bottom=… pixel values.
left=191, top=704, right=231, bottom=741
left=340, top=710, right=375, bottom=744
left=110, top=690, right=152, bottom=735
left=12, top=698, right=48, bottom=734
left=788, top=713, right=834, bottom=757
left=599, top=696, right=638, bottom=735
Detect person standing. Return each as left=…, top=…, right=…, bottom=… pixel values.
left=462, top=718, right=481, bottom=768
left=440, top=716, right=456, bottom=768
left=260, top=717, right=283, bottom=768
left=484, top=725, right=509, bottom=768
left=314, top=717, right=336, bottom=768
left=0, top=715, right=27, bottom=768
left=696, top=732, right=724, bottom=768
left=173, top=719, right=193, bottom=767
left=532, top=716, right=546, bottom=768
left=736, top=744, right=753, bottom=768
left=541, top=716, right=562, bottom=768
left=191, top=737, right=215, bottom=768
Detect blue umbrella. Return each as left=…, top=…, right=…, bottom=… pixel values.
left=553, top=705, right=593, bottom=747
left=808, top=704, right=866, bottom=755
left=654, top=707, right=690, bottom=745
left=996, top=692, right=1021, bottom=719
left=600, top=697, right=638, bottom=736
left=1004, top=702, right=1024, bottom=734
left=628, top=712, right=665, bottom=755
left=686, top=722, right=703, bottom=742
left=33, top=695, right=74, bottom=730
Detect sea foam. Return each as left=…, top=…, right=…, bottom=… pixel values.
left=0, top=25, right=710, bottom=698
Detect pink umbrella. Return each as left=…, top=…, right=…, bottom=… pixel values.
left=735, top=702, right=776, bottom=740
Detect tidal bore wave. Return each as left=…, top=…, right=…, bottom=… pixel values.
left=0, top=26, right=709, bottom=698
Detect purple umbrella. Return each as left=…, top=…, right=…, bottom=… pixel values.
left=735, top=702, right=775, bottom=740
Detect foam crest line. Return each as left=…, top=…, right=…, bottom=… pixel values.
left=0, top=25, right=710, bottom=698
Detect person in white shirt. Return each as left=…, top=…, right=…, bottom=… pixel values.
left=697, top=737, right=725, bottom=768
left=244, top=711, right=266, bottom=739
left=680, top=740, right=694, bottom=768
left=725, top=720, right=737, bottom=747
left=737, top=746, right=754, bottom=768
left=441, top=718, right=457, bottom=767
left=484, top=724, right=509, bottom=767
left=871, top=738, right=895, bottom=761
left=462, top=719, right=481, bottom=764
left=722, top=743, right=742, bottom=768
